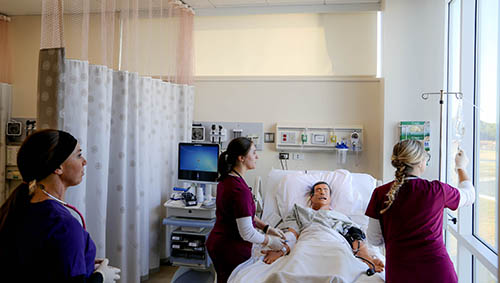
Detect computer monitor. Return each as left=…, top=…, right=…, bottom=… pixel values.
left=178, top=143, right=220, bottom=183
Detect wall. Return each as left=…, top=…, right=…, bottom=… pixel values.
left=9, top=12, right=382, bottom=189
left=194, top=76, right=383, bottom=191
left=191, top=12, right=380, bottom=190
left=381, top=0, right=445, bottom=182
left=194, top=13, right=377, bottom=76
left=9, top=14, right=120, bottom=118
left=9, top=15, right=40, bottom=118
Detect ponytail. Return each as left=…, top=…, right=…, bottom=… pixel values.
left=380, top=165, right=407, bottom=214
left=217, top=137, right=253, bottom=181
left=0, top=183, right=32, bottom=234
left=381, top=140, right=427, bottom=214
left=217, top=151, right=232, bottom=181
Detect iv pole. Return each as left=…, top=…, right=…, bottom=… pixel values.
left=421, top=90, right=463, bottom=181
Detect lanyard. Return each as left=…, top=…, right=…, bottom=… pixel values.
left=231, top=169, right=253, bottom=192
left=42, top=189, right=86, bottom=230
left=231, top=169, right=243, bottom=179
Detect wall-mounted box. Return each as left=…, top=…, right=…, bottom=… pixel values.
left=275, top=124, right=363, bottom=152
left=192, top=121, right=264, bottom=151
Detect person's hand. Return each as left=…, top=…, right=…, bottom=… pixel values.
left=261, top=250, right=284, bottom=264
left=95, top=258, right=121, bottom=283
left=455, top=149, right=469, bottom=171
left=372, top=258, right=385, bottom=273
left=266, top=235, right=285, bottom=250
left=266, top=227, right=286, bottom=239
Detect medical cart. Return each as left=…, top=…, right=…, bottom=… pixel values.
left=163, top=201, right=216, bottom=282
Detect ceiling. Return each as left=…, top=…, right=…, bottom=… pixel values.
left=0, top=0, right=381, bottom=16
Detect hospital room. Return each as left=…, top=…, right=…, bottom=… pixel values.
left=0, top=0, right=498, bottom=282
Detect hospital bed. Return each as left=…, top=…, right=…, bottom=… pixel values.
left=228, top=169, right=386, bottom=283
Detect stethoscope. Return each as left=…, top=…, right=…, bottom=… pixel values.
left=42, top=189, right=87, bottom=230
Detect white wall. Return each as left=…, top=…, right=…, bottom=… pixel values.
left=194, top=13, right=377, bottom=76
left=194, top=76, right=383, bottom=191
left=381, top=0, right=446, bottom=182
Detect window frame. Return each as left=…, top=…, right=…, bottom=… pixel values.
left=444, top=0, right=499, bottom=281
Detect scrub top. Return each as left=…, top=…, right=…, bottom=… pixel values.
left=11, top=200, right=96, bottom=282
left=365, top=178, right=460, bottom=283
left=206, top=175, right=256, bottom=283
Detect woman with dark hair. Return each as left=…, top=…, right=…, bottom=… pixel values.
left=0, top=129, right=120, bottom=283
left=365, top=140, right=475, bottom=283
left=206, top=137, right=286, bottom=283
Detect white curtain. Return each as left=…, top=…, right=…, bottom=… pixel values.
left=59, top=59, right=194, bottom=282
left=0, top=83, right=12, bottom=204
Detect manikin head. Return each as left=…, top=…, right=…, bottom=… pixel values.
left=308, top=181, right=332, bottom=210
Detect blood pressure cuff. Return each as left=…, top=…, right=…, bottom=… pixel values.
left=343, top=227, right=366, bottom=249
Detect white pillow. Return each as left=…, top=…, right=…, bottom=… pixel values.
left=261, top=169, right=305, bottom=227
left=270, top=169, right=376, bottom=230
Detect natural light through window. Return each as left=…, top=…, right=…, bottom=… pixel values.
left=475, top=0, right=498, bottom=252
left=446, top=0, right=461, bottom=221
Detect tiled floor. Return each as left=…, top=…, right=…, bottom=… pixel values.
left=143, top=265, right=178, bottom=283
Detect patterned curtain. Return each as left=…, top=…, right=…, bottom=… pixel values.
left=0, top=84, right=12, bottom=204
left=36, top=0, right=196, bottom=281
left=0, top=15, right=12, bottom=203
left=38, top=58, right=194, bottom=282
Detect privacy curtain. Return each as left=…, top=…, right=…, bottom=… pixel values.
left=37, top=1, right=195, bottom=282
left=0, top=15, right=12, bottom=204
left=0, top=84, right=12, bottom=204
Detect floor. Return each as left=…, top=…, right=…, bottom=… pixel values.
left=143, top=265, right=178, bottom=283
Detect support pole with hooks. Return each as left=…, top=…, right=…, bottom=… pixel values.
left=421, top=90, right=463, bottom=180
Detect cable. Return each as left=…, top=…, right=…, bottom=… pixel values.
left=355, top=255, right=376, bottom=276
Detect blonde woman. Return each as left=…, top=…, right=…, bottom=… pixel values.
left=365, top=140, right=474, bottom=283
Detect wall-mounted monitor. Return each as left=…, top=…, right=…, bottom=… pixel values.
left=178, top=143, right=220, bottom=184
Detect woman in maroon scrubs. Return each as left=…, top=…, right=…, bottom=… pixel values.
left=206, top=137, right=285, bottom=283
left=365, top=140, right=475, bottom=283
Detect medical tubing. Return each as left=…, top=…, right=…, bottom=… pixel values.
left=354, top=255, right=376, bottom=276
left=42, top=189, right=87, bottom=230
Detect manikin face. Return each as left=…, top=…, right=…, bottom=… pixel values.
left=59, top=143, right=87, bottom=187
left=310, top=183, right=331, bottom=209
left=241, top=143, right=258, bottom=170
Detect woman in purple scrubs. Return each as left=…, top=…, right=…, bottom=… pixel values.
left=206, top=137, right=286, bottom=283
left=0, top=130, right=120, bottom=283
left=365, top=140, right=475, bottom=283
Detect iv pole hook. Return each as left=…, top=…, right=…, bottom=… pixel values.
left=420, top=90, right=463, bottom=181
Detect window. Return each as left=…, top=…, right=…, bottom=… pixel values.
left=446, top=0, right=462, bottom=219
left=474, top=0, right=498, bottom=252
left=445, top=0, right=499, bottom=281
left=475, top=257, right=498, bottom=282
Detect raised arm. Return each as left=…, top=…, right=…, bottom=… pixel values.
left=455, top=150, right=475, bottom=208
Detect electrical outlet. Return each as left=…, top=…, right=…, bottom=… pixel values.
left=279, top=152, right=289, bottom=160
left=292, top=153, right=304, bottom=160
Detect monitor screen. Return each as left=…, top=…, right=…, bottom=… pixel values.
left=178, top=143, right=219, bottom=183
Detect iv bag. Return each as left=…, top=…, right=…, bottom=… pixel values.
left=454, top=99, right=465, bottom=147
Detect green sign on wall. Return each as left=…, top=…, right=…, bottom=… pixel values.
left=399, top=121, right=430, bottom=151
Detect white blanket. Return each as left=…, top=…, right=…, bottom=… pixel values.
left=228, top=223, right=385, bottom=283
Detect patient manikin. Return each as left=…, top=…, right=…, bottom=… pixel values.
left=262, top=182, right=384, bottom=274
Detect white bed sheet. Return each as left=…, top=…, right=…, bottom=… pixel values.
left=230, top=169, right=384, bottom=283
left=228, top=223, right=385, bottom=283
